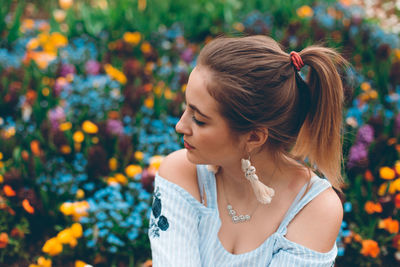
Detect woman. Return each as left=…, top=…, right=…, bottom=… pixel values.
left=149, top=35, right=346, bottom=266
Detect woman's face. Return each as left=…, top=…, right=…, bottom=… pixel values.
left=175, top=66, right=245, bottom=166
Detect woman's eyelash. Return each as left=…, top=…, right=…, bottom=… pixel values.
left=192, top=115, right=205, bottom=126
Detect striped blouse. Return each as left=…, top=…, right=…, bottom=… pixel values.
left=149, top=164, right=337, bottom=266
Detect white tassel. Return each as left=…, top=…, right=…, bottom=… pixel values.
left=241, top=159, right=275, bottom=204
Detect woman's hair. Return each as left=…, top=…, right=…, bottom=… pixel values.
left=197, top=35, right=347, bottom=189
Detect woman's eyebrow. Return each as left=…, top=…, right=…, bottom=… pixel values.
left=188, top=104, right=211, bottom=119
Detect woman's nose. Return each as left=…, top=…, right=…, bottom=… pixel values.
left=175, top=110, right=192, bottom=135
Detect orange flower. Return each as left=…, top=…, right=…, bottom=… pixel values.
left=3, top=185, right=16, bottom=197
left=379, top=217, right=399, bottom=234
left=360, top=239, right=380, bottom=258
left=30, top=140, right=41, bottom=156
left=395, top=193, right=400, bottom=208
left=143, top=259, right=152, bottom=267
left=0, top=232, right=8, bottom=248
left=11, top=227, right=24, bottom=238
left=364, top=170, right=374, bottom=181
left=364, top=201, right=382, bottom=214
left=22, top=199, right=35, bottom=214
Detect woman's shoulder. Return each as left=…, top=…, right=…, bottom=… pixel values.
left=285, top=182, right=343, bottom=253
left=158, top=149, right=202, bottom=203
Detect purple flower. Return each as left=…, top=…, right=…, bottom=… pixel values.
left=85, top=60, right=101, bottom=75
left=60, top=63, right=76, bottom=77
left=181, top=48, right=193, bottom=64
left=347, top=142, right=368, bottom=169
left=106, top=119, right=124, bottom=136
left=48, top=106, right=66, bottom=129
left=356, top=124, right=374, bottom=145
left=54, top=78, right=69, bottom=97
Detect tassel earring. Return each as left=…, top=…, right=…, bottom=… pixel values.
left=241, top=158, right=275, bottom=204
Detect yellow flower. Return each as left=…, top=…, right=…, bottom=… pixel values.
left=82, top=121, right=98, bottom=134
left=164, top=88, right=174, bottom=100
left=53, top=9, right=66, bottom=23
left=38, top=256, right=52, bottom=267
left=72, top=201, right=89, bottom=221
left=59, top=122, right=72, bottom=132
left=297, top=5, right=314, bottom=18
left=91, top=137, right=99, bottom=144
left=104, top=64, right=127, bottom=85
left=71, top=223, right=83, bottom=238
left=144, top=97, right=154, bottom=109
left=42, top=87, right=50, bottom=96
left=395, top=161, right=400, bottom=175
left=50, top=32, right=68, bottom=48
left=181, top=84, right=187, bottom=92
left=0, top=175, right=3, bottom=183
left=69, top=237, right=77, bottom=248
left=138, top=0, right=147, bottom=11
left=389, top=178, right=400, bottom=194
left=395, top=49, right=400, bottom=62
left=125, top=165, right=142, bottom=178
left=144, top=62, right=154, bottom=74
left=76, top=189, right=84, bottom=199
left=109, top=158, right=118, bottom=171
left=59, top=0, right=73, bottom=10
left=368, top=90, right=378, bottom=99
left=141, top=42, right=152, bottom=54
left=57, top=228, right=74, bottom=244
left=42, top=237, right=63, bottom=256
left=29, top=256, right=52, bottom=267
left=21, top=19, right=35, bottom=32
left=134, top=151, right=144, bottom=161
left=149, top=155, right=164, bottom=171
left=60, top=202, right=74, bottom=215
left=0, top=152, right=3, bottom=160
left=361, top=82, right=371, bottom=91
left=75, top=260, right=89, bottom=267
left=232, top=22, right=245, bottom=32
left=31, top=51, right=57, bottom=69
left=73, top=131, right=85, bottom=142
left=123, top=32, right=141, bottom=45
left=380, top=167, right=396, bottom=180
left=115, top=173, right=128, bottom=185
left=107, top=177, right=118, bottom=185
left=60, top=145, right=71, bottom=154
left=27, top=38, right=40, bottom=50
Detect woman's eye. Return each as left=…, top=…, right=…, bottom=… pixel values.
left=192, top=115, right=205, bottom=126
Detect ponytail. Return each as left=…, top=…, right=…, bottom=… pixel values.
left=292, top=46, right=347, bottom=190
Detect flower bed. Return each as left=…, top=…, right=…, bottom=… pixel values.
left=0, top=0, right=399, bottom=266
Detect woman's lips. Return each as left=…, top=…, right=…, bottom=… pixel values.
left=184, top=140, right=195, bottom=150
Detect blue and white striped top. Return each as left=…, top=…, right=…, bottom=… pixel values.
left=149, top=164, right=337, bottom=267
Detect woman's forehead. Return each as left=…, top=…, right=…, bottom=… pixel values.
left=186, top=67, right=217, bottom=112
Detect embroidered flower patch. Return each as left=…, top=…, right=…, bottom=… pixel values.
left=150, top=186, right=169, bottom=238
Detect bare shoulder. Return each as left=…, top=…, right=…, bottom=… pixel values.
left=285, top=186, right=343, bottom=253
left=158, top=149, right=201, bottom=202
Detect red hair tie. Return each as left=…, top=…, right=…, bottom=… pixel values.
left=290, top=51, right=304, bottom=71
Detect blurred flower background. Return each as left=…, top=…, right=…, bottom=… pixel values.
left=0, top=0, right=399, bottom=266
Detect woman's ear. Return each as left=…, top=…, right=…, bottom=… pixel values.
left=245, top=127, right=269, bottom=152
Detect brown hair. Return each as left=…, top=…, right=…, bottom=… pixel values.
left=197, top=35, right=347, bottom=189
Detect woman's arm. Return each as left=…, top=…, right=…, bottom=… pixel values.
left=149, top=149, right=203, bottom=267
left=269, top=188, right=342, bottom=267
